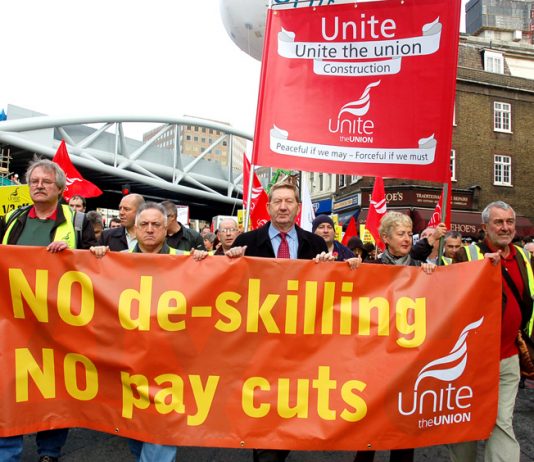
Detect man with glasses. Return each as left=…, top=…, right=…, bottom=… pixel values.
left=0, top=158, right=96, bottom=462
left=215, top=217, right=240, bottom=255
left=161, top=200, right=205, bottom=251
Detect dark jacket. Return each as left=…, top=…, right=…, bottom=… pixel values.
left=166, top=223, right=205, bottom=251
left=99, top=226, right=128, bottom=251
left=232, top=222, right=327, bottom=259
left=0, top=204, right=96, bottom=249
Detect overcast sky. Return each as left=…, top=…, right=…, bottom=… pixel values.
left=1, top=0, right=466, bottom=138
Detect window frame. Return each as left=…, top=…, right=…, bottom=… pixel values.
left=484, top=50, right=504, bottom=74
left=493, top=101, right=512, bottom=133
left=493, top=154, right=512, bottom=186
left=450, top=149, right=457, bottom=182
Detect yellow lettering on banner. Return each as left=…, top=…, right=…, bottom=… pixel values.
left=285, top=280, right=299, bottom=334
left=246, top=279, right=280, bottom=333
left=242, top=377, right=271, bottom=418
left=277, top=378, right=309, bottom=418
left=396, top=297, right=426, bottom=348
left=57, top=271, right=95, bottom=326
left=313, top=366, right=337, bottom=420
left=358, top=297, right=390, bottom=336
left=9, top=269, right=49, bottom=322
left=187, top=375, right=220, bottom=426
left=118, top=276, right=152, bottom=331
left=340, top=282, right=353, bottom=335
left=121, top=372, right=219, bottom=424
left=241, top=367, right=368, bottom=422
left=63, top=353, right=98, bottom=400
left=15, top=348, right=55, bottom=402
left=215, top=291, right=242, bottom=332
left=121, top=372, right=150, bottom=419
left=340, top=380, right=368, bottom=422
left=320, top=282, right=336, bottom=334
left=154, top=374, right=185, bottom=414
left=303, top=281, right=318, bottom=334
left=157, top=291, right=187, bottom=331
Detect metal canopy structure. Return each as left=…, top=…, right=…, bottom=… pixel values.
left=0, top=109, right=253, bottom=219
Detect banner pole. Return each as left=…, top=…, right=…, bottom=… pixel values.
left=437, top=181, right=449, bottom=265
left=244, top=162, right=255, bottom=232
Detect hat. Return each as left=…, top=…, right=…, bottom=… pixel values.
left=347, top=236, right=364, bottom=251
left=312, top=215, right=335, bottom=233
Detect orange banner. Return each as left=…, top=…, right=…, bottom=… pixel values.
left=0, top=246, right=501, bottom=451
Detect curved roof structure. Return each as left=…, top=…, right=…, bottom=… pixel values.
left=0, top=106, right=252, bottom=219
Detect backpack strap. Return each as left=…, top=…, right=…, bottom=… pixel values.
left=73, top=210, right=85, bottom=247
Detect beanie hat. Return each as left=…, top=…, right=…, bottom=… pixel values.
left=312, top=215, right=335, bottom=233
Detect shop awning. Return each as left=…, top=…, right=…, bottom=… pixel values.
left=411, top=209, right=534, bottom=239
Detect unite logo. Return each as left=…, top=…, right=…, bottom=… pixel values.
left=397, top=317, right=484, bottom=429
left=328, top=80, right=380, bottom=144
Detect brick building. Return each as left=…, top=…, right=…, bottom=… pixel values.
left=314, top=34, right=534, bottom=238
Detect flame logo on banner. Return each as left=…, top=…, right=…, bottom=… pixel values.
left=414, top=317, right=484, bottom=390
left=65, top=177, right=83, bottom=187
left=371, top=197, right=387, bottom=215
left=338, top=80, right=381, bottom=118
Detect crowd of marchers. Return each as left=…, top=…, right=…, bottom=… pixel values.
left=1, top=158, right=532, bottom=462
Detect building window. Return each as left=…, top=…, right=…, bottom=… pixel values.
left=319, top=173, right=324, bottom=190
left=350, top=175, right=360, bottom=184
left=186, top=135, right=191, bottom=141
left=484, top=50, right=504, bottom=74
left=452, top=102, right=457, bottom=126
left=494, top=102, right=511, bottom=133
left=194, top=136, right=198, bottom=142
left=222, top=141, right=228, bottom=146
left=339, top=175, right=346, bottom=188
left=450, top=149, right=456, bottom=181
left=494, top=155, right=512, bottom=186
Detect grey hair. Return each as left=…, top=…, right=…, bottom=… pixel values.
left=378, top=211, right=412, bottom=239
left=444, top=230, right=462, bottom=240
left=135, top=202, right=168, bottom=226
left=481, top=201, right=515, bottom=224
left=26, top=158, right=66, bottom=192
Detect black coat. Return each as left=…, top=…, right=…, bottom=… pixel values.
left=232, top=222, right=327, bottom=259
left=99, top=226, right=128, bottom=251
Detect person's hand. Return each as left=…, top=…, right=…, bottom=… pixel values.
left=421, top=262, right=437, bottom=274
left=427, top=223, right=447, bottom=245
left=485, top=250, right=502, bottom=266
left=313, top=251, right=336, bottom=263
left=190, top=249, right=209, bottom=261
left=225, top=246, right=247, bottom=258
left=89, top=245, right=109, bottom=258
left=346, top=256, right=362, bottom=270
left=47, top=241, right=69, bottom=253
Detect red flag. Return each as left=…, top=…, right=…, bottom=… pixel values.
left=243, top=156, right=270, bottom=230
left=365, top=177, right=387, bottom=251
left=52, top=140, right=102, bottom=201
left=341, top=216, right=358, bottom=246
left=427, top=179, right=452, bottom=229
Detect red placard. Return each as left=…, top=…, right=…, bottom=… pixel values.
left=253, top=0, right=461, bottom=182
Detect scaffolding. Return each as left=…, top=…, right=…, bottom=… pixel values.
left=0, top=147, right=12, bottom=185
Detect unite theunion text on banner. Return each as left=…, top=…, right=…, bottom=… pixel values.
left=0, top=246, right=500, bottom=450
left=253, top=0, right=461, bottom=182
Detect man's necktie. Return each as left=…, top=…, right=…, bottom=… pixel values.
left=277, top=232, right=290, bottom=259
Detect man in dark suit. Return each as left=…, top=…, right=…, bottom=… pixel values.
left=99, top=193, right=144, bottom=251
left=232, top=181, right=328, bottom=462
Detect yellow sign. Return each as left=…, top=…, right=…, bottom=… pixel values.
left=0, top=185, right=32, bottom=217
left=360, top=225, right=376, bottom=245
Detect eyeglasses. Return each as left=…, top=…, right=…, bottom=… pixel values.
left=29, top=179, right=56, bottom=188
left=219, top=228, right=238, bottom=234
